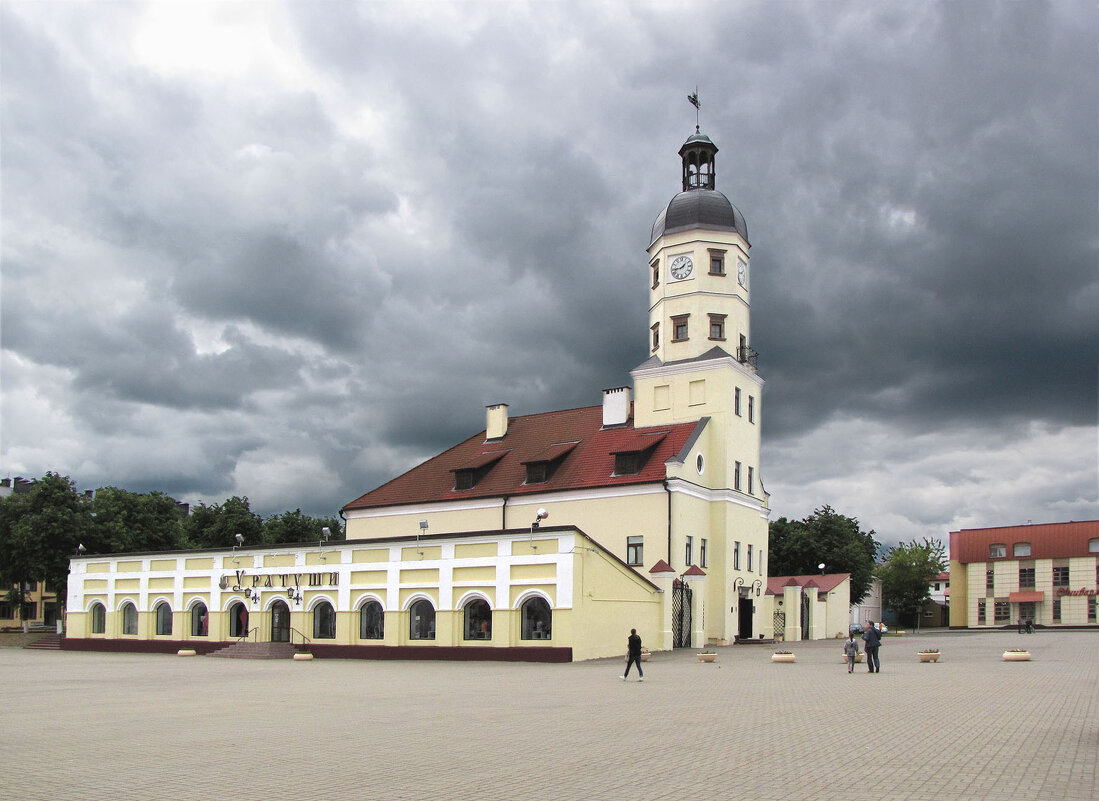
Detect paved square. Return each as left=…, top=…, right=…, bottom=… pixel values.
left=2, top=631, right=1096, bottom=800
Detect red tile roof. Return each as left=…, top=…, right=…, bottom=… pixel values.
left=767, top=573, right=850, bottom=596
left=343, top=405, right=703, bottom=511
left=949, top=520, right=1099, bottom=563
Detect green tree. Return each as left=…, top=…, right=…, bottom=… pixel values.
left=878, top=538, right=947, bottom=627
left=262, top=509, right=344, bottom=545
left=88, top=488, right=186, bottom=553
left=182, top=496, right=263, bottom=549
left=0, top=473, right=88, bottom=611
left=768, top=506, right=880, bottom=604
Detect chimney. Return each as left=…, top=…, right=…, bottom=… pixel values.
left=602, top=386, right=631, bottom=427
left=486, top=403, right=509, bottom=440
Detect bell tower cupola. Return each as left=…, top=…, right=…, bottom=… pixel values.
left=679, top=129, right=718, bottom=191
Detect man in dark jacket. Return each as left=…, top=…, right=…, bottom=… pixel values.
left=622, top=628, right=644, bottom=681
left=862, top=621, right=883, bottom=673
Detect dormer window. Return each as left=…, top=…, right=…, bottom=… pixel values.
left=451, top=451, right=508, bottom=491
left=610, top=433, right=667, bottom=477
left=521, top=442, right=577, bottom=485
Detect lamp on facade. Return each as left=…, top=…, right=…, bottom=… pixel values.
left=733, top=576, right=745, bottom=594
left=232, top=532, right=244, bottom=565
left=286, top=587, right=303, bottom=606
left=751, top=579, right=762, bottom=597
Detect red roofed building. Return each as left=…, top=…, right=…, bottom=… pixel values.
left=766, top=574, right=852, bottom=640
left=340, top=128, right=772, bottom=656
left=949, top=521, right=1099, bottom=628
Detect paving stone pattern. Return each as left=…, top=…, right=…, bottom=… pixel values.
left=2, top=630, right=1096, bottom=801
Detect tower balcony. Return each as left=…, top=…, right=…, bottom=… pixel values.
left=736, top=345, right=758, bottom=370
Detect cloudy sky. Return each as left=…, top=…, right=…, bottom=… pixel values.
left=2, top=1, right=1096, bottom=547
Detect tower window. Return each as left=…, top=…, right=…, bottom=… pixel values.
left=651, top=260, right=660, bottom=289
left=708, top=314, right=726, bottom=341
left=734, top=461, right=742, bottom=491
left=671, top=315, right=689, bottom=342
left=748, top=396, right=755, bottom=423
left=651, top=323, right=659, bottom=352
left=735, top=387, right=742, bottom=416
left=748, top=466, right=754, bottom=495
left=708, top=249, right=726, bottom=276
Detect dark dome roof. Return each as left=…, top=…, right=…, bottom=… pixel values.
left=650, top=189, right=749, bottom=247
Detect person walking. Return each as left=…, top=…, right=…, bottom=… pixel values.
left=622, top=628, right=644, bottom=681
left=843, top=632, right=859, bottom=673
left=862, top=620, right=883, bottom=673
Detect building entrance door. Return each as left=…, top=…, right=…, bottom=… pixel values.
left=271, top=600, right=290, bottom=642
left=737, top=595, right=753, bottom=639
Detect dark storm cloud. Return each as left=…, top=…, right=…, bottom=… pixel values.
left=1, top=1, right=1095, bottom=538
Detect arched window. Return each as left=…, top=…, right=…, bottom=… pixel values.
left=409, top=599, right=435, bottom=641
left=121, top=602, right=138, bottom=635
left=90, top=602, right=106, bottom=634
left=313, top=601, right=336, bottom=639
left=191, top=603, right=208, bottom=637
left=360, top=600, right=384, bottom=640
left=155, top=602, right=173, bottom=636
left=464, top=598, right=492, bottom=641
left=520, top=596, right=552, bottom=640
left=229, top=602, right=249, bottom=638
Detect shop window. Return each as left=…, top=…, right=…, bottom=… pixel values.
left=121, top=602, right=138, bottom=635
left=1053, top=566, right=1070, bottom=587
left=464, top=599, right=492, bottom=640
left=989, top=543, right=1006, bottom=559
left=409, top=599, right=436, bottom=640
left=360, top=600, right=384, bottom=639
left=155, top=602, right=172, bottom=636
left=313, top=601, right=336, bottom=639
left=994, top=600, right=1010, bottom=623
left=1013, top=542, right=1031, bottom=557
left=90, top=602, right=106, bottom=634
left=977, top=599, right=985, bottom=624
left=521, top=597, right=552, bottom=640
left=626, top=536, right=643, bottom=567
left=229, top=602, right=249, bottom=638
left=191, top=603, right=208, bottom=636
left=1052, top=600, right=1061, bottom=622
left=1019, top=567, right=1035, bottom=589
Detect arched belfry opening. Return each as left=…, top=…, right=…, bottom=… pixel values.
left=679, top=130, right=718, bottom=191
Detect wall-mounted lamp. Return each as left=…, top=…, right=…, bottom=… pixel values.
left=232, top=533, right=244, bottom=565
left=286, top=587, right=303, bottom=606
left=751, top=579, right=763, bottom=597
left=530, top=509, right=548, bottom=547
left=417, top=520, right=428, bottom=557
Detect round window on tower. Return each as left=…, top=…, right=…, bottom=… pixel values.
left=696, top=454, right=705, bottom=474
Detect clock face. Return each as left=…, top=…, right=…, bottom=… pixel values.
left=737, top=259, right=748, bottom=288
left=669, top=254, right=694, bottom=281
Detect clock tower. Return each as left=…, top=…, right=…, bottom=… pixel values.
left=631, top=128, right=768, bottom=645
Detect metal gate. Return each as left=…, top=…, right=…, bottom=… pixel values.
left=801, top=593, right=811, bottom=640
left=672, top=579, right=693, bottom=648
left=773, top=611, right=785, bottom=639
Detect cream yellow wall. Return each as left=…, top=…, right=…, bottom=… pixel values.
left=569, top=538, right=663, bottom=661
left=949, top=559, right=968, bottom=627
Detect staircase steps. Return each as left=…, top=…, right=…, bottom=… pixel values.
left=24, top=634, right=63, bottom=650
left=207, top=642, right=300, bottom=659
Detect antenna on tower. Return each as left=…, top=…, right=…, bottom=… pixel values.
left=687, top=87, right=701, bottom=132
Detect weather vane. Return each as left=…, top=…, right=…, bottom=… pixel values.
left=687, top=87, right=700, bottom=132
